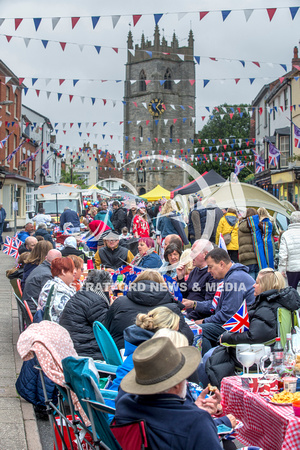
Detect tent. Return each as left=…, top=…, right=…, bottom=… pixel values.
left=141, top=184, right=171, bottom=202
left=170, top=170, right=226, bottom=198
left=200, top=181, right=293, bottom=218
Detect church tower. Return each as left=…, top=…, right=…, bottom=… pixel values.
left=123, top=27, right=195, bottom=194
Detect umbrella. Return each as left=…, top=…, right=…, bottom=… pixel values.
left=33, top=184, right=80, bottom=223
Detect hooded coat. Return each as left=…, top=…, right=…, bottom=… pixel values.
left=215, top=213, right=239, bottom=250
left=59, top=288, right=110, bottom=360
left=205, top=286, right=300, bottom=388
left=104, top=280, right=194, bottom=349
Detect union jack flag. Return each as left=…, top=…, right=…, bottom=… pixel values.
left=3, top=236, right=22, bottom=259
left=63, top=226, right=71, bottom=235
left=234, top=160, right=245, bottom=176
left=42, top=160, right=50, bottom=177
left=294, top=124, right=300, bottom=148
left=53, top=226, right=60, bottom=234
left=222, top=299, right=250, bottom=333
left=268, top=142, right=281, bottom=167
left=163, top=274, right=183, bottom=302
left=218, top=233, right=228, bottom=252
left=211, top=281, right=224, bottom=312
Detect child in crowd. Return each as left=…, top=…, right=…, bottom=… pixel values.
left=120, top=227, right=131, bottom=239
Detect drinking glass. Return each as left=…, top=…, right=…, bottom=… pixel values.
left=238, top=351, right=256, bottom=374
left=236, top=344, right=251, bottom=374
left=251, top=344, right=265, bottom=374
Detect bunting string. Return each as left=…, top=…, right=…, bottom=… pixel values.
left=0, top=7, right=298, bottom=31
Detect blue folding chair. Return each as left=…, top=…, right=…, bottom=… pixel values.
left=93, top=322, right=123, bottom=366
left=62, top=356, right=121, bottom=450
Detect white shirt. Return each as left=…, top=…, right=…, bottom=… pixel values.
left=33, top=213, right=52, bottom=227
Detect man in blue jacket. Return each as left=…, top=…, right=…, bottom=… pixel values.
left=196, top=248, right=255, bottom=355
left=59, top=207, right=80, bottom=233
left=115, top=337, right=222, bottom=450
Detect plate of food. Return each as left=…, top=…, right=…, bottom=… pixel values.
left=269, top=391, right=300, bottom=405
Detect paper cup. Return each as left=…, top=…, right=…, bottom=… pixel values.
left=241, top=374, right=261, bottom=393
left=283, top=377, right=297, bottom=393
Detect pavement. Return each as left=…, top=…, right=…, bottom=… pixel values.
left=0, top=249, right=42, bottom=450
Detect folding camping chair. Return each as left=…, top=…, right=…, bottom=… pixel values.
left=93, top=322, right=123, bottom=366
left=277, top=307, right=298, bottom=348
left=62, top=356, right=121, bottom=450
left=13, top=293, right=33, bottom=333
left=17, top=278, right=23, bottom=296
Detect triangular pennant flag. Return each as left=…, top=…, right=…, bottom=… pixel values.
left=46, top=91, right=51, bottom=99
left=19, top=78, right=24, bottom=85
left=6, top=36, right=12, bottom=42
left=41, top=39, right=48, bottom=48
left=249, top=78, right=255, bottom=84
left=69, top=95, right=73, bottom=103
left=290, top=7, right=299, bottom=20
left=244, top=9, right=253, bottom=21
left=45, top=78, right=51, bottom=86
left=32, top=78, right=38, bottom=86
left=52, top=17, right=60, bottom=30
left=221, top=10, right=231, bottom=21
left=24, top=87, right=28, bottom=95
left=36, top=90, right=40, bottom=97
left=177, top=54, right=185, bottom=61
left=194, top=56, right=200, bottom=64
left=71, top=17, right=80, bottom=29
left=23, top=37, right=31, bottom=47
left=60, top=42, right=66, bottom=51
left=78, top=44, right=84, bottom=52
left=73, top=79, right=79, bottom=87
left=199, top=11, right=209, bottom=20
left=239, top=60, right=245, bottom=67
left=91, top=16, right=100, bottom=29
left=12, top=85, right=17, bottom=94
left=252, top=61, right=260, bottom=68
left=0, top=19, right=5, bottom=27
left=133, top=14, right=142, bottom=26
left=174, top=79, right=180, bottom=84
left=203, top=79, right=210, bottom=87
left=145, top=51, right=152, bottom=58
left=59, top=79, right=65, bottom=86
left=267, top=8, right=276, bottom=21
left=189, top=80, right=195, bottom=86
left=280, top=64, right=287, bottom=72
left=235, top=79, right=240, bottom=84
left=154, top=13, right=163, bottom=25
left=33, top=18, right=42, bottom=31
left=15, top=18, right=23, bottom=30
left=57, top=93, right=62, bottom=101
left=91, top=98, right=96, bottom=105
left=95, top=46, right=101, bottom=54
left=128, top=48, right=135, bottom=57
left=112, top=15, right=120, bottom=28
left=112, top=47, right=118, bottom=53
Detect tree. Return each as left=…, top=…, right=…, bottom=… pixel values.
left=193, top=103, right=254, bottom=182
left=60, top=160, right=87, bottom=188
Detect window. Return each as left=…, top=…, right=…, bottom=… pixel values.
left=164, top=68, right=172, bottom=90
left=13, top=134, right=17, bottom=169
left=279, top=135, right=290, bottom=167
left=139, top=70, right=146, bottom=92
left=264, top=101, right=268, bottom=128
left=170, top=125, right=174, bottom=140
left=139, top=126, right=143, bottom=139
left=14, top=93, right=18, bottom=118
left=284, top=89, right=288, bottom=110
left=6, top=86, right=10, bottom=114
left=5, top=129, right=9, bottom=162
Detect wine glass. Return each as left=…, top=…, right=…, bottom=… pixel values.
left=236, top=344, right=251, bottom=374
left=238, top=351, right=256, bottom=374
left=251, top=344, right=265, bottom=374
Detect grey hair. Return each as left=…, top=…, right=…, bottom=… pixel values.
left=38, top=223, right=47, bottom=229
left=290, top=211, right=300, bottom=224
left=84, top=269, right=112, bottom=290
left=193, top=239, right=214, bottom=253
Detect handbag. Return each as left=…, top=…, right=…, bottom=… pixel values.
left=223, top=231, right=233, bottom=245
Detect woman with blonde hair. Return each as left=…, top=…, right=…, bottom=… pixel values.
left=104, top=269, right=193, bottom=349
left=205, top=268, right=300, bottom=388
left=156, top=199, right=189, bottom=248
left=106, top=307, right=182, bottom=399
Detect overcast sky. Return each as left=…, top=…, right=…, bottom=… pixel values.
left=1, top=0, right=299, bottom=157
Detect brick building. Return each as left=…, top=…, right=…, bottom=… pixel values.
left=123, top=27, right=195, bottom=194
left=0, top=60, right=36, bottom=227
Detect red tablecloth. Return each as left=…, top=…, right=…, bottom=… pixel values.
left=221, top=376, right=300, bottom=450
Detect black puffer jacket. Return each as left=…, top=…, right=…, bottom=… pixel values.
left=59, top=288, right=110, bottom=359
left=221, top=286, right=300, bottom=345
left=206, top=287, right=300, bottom=388
left=104, top=280, right=194, bottom=349
left=34, top=228, right=55, bottom=248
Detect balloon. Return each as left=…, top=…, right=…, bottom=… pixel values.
left=87, top=201, right=91, bottom=205
left=85, top=205, right=88, bottom=208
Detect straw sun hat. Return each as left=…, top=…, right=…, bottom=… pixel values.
left=121, top=337, right=201, bottom=395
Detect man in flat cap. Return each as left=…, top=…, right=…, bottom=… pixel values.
left=94, top=230, right=134, bottom=271
left=115, top=337, right=222, bottom=449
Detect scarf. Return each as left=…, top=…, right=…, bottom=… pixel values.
left=131, top=247, right=156, bottom=266
left=260, top=218, right=274, bottom=269
left=247, top=215, right=268, bottom=270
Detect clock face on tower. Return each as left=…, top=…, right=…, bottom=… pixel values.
left=148, top=98, right=165, bottom=117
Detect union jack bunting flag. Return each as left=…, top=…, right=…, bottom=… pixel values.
left=3, top=236, right=22, bottom=259
left=42, top=160, right=50, bottom=177
left=7, top=140, right=24, bottom=164
left=63, top=226, right=71, bottom=235
left=218, top=234, right=228, bottom=252
left=211, top=281, right=224, bottom=312
left=234, top=160, right=245, bottom=175
left=222, top=299, right=250, bottom=333
left=294, top=124, right=300, bottom=148
left=0, top=132, right=12, bottom=149
left=163, top=274, right=183, bottom=302
left=268, top=142, right=281, bottom=167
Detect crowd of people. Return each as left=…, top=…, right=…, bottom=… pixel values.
left=3, top=194, right=300, bottom=449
